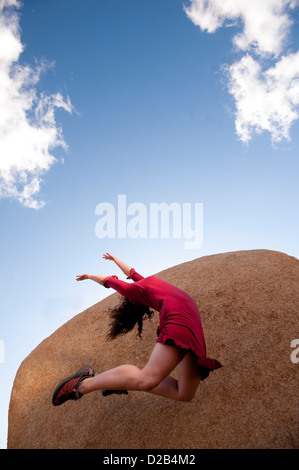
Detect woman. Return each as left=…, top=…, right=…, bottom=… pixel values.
left=52, top=253, right=222, bottom=406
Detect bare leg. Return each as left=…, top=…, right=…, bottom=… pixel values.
left=79, top=364, right=145, bottom=394
left=148, top=352, right=202, bottom=402
left=79, top=344, right=201, bottom=402
left=79, top=343, right=185, bottom=399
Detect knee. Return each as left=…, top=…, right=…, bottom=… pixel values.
left=137, top=372, right=161, bottom=392
left=137, top=379, right=160, bottom=392
left=178, top=393, right=194, bottom=403
left=177, top=387, right=198, bottom=402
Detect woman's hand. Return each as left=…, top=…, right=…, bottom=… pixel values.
left=103, top=254, right=131, bottom=278
left=76, top=274, right=90, bottom=281
left=103, top=252, right=115, bottom=262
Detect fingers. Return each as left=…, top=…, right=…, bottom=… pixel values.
left=76, top=274, right=86, bottom=281
left=103, top=252, right=114, bottom=260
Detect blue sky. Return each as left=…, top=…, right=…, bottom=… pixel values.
left=0, top=0, right=298, bottom=448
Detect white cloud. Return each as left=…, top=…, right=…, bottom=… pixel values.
left=184, top=0, right=297, bottom=56
left=225, top=52, right=299, bottom=144
left=0, top=0, right=73, bottom=209
left=184, top=0, right=299, bottom=144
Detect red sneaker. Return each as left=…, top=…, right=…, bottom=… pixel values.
left=75, top=365, right=95, bottom=377
left=52, top=366, right=94, bottom=406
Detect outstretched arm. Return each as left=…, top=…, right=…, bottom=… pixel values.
left=103, top=253, right=131, bottom=277
left=76, top=272, right=135, bottom=298
left=76, top=274, right=106, bottom=285
left=76, top=254, right=132, bottom=286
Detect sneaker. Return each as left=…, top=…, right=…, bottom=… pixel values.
left=102, top=389, right=128, bottom=397
left=75, top=365, right=95, bottom=377
left=52, top=366, right=94, bottom=406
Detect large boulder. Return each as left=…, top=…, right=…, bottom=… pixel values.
left=7, top=250, right=298, bottom=449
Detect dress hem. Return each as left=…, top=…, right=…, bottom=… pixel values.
left=156, top=330, right=222, bottom=381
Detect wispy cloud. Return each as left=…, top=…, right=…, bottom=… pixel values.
left=184, top=0, right=299, bottom=145
left=0, top=0, right=73, bottom=209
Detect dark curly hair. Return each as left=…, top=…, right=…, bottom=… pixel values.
left=106, top=296, right=154, bottom=340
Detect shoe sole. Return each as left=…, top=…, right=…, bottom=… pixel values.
left=102, top=390, right=128, bottom=397
left=75, top=365, right=94, bottom=376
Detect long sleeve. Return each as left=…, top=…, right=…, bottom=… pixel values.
left=103, top=275, right=135, bottom=297
left=103, top=274, right=148, bottom=305
left=126, top=268, right=144, bottom=282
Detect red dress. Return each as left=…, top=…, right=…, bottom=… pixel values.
left=103, top=268, right=222, bottom=380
